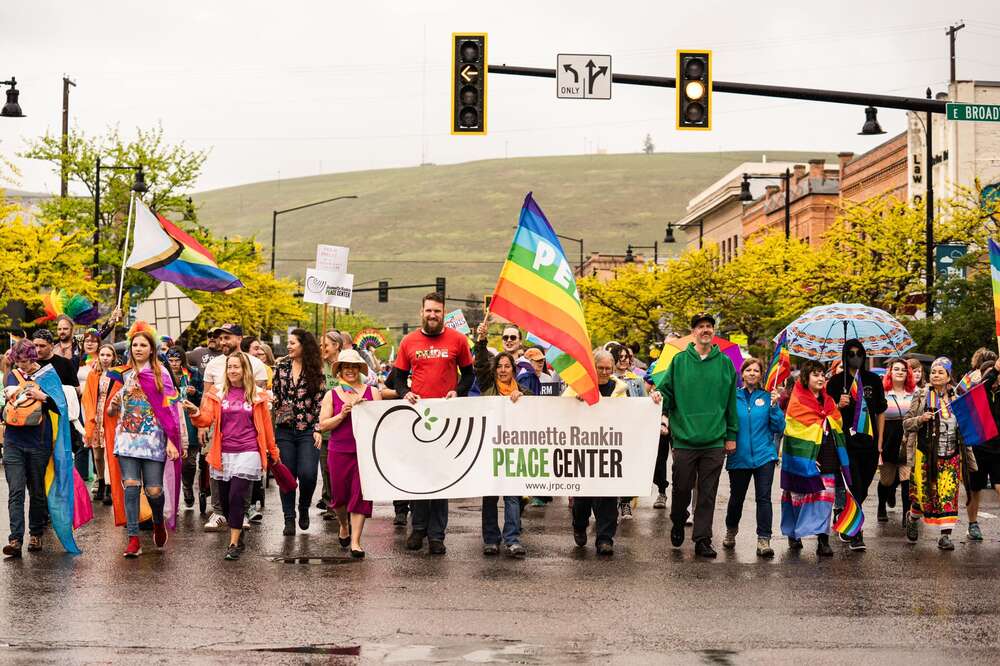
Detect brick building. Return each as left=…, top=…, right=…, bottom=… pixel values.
left=742, top=159, right=840, bottom=246
left=838, top=133, right=908, bottom=204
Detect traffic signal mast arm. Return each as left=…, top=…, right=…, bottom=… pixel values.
left=488, top=64, right=947, bottom=114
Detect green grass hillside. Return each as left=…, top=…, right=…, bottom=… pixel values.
left=193, top=151, right=833, bottom=328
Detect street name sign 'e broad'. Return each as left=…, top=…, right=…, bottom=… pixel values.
left=557, top=54, right=611, bottom=100
left=946, top=102, right=1000, bottom=122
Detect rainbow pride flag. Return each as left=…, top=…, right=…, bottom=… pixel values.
left=490, top=193, right=599, bottom=404
left=647, top=342, right=682, bottom=390
left=952, top=382, right=999, bottom=447
left=991, top=239, right=1000, bottom=349
left=35, top=365, right=93, bottom=553
left=832, top=487, right=864, bottom=537
left=849, top=372, right=873, bottom=437
left=126, top=200, right=243, bottom=292
left=764, top=330, right=791, bottom=392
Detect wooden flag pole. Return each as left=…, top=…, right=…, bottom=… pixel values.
left=115, top=190, right=138, bottom=311
left=322, top=304, right=328, bottom=337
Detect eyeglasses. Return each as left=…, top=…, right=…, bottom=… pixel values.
left=502, top=335, right=520, bottom=342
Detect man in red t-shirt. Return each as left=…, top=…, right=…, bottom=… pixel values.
left=393, top=292, right=475, bottom=555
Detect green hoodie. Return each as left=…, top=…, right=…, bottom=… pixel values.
left=659, top=342, right=738, bottom=450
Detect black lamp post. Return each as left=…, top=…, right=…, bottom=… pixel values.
left=1, top=77, right=24, bottom=117
left=625, top=241, right=658, bottom=264
left=741, top=169, right=792, bottom=240
left=271, top=195, right=358, bottom=273
left=94, top=161, right=147, bottom=271
left=859, top=106, right=886, bottom=136
left=663, top=223, right=677, bottom=244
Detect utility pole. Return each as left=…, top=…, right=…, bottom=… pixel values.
left=925, top=88, right=935, bottom=319
left=946, top=22, right=965, bottom=84
left=61, top=75, right=76, bottom=198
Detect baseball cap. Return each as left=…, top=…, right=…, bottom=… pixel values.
left=523, top=348, right=545, bottom=361
left=217, top=323, right=243, bottom=336
left=690, top=312, right=716, bottom=328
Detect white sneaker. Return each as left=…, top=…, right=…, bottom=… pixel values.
left=203, top=513, right=228, bottom=532
left=653, top=493, right=667, bottom=509
left=249, top=505, right=264, bottom=524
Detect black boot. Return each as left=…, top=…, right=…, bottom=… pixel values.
left=876, top=485, right=888, bottom=522
left=817, top=533, right=834, bottom=557
left=102, top=483, right=113, bottom=506
left=92, top=479, right=105, bottom=500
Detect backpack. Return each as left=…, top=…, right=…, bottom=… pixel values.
left=3, top=370, right=46, bottom=427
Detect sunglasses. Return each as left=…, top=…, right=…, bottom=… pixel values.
left=847, top=350, right=863, bottom=358
left=502, top=335, right=520, bottom=342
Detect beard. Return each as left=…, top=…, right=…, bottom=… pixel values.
left=422, top=317, right=443, bottom=334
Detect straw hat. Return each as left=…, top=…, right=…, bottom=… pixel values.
left=331, top=349, right=369, bottom=377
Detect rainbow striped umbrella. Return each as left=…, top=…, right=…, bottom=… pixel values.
left=779, top=303, right=915, bottom=362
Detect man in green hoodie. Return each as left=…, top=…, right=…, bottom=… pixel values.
left=659, top=313, right=738, bottom=558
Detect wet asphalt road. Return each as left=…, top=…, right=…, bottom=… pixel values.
left=1, top=469, right=1000, bottom=665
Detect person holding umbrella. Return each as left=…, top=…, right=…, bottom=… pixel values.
left=826, top=339, right=887, bottom=552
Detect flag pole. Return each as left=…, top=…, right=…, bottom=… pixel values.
left=116, top=190, right=137, bottom=311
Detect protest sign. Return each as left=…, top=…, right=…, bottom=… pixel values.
left=304, top=268, right=354, bottom=308
left=315, top=245, right=349, bottom=275
left=444, top=309, right=471, bottom=335
left=353, top=395, right=660, bottom=500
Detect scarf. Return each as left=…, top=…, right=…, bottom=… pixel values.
left=495, top=375, right=519, bottom=396
left=926, top=387, right=952, bottom=420
left=780, top=381, right=850, bottom=494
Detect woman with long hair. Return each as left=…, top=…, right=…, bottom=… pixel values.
left=105, top=322, right=185, bottom=558
left=906, top=358, right=926, bottom=389
left=779, top=359, right=850, bottom=558
left=317, top=350, right=381, bottom=558
left=77, top=328, right=102, bottom=387
left=82, top=343, right=119, bottom=505
left=271, top=328, right=326, bottom=536
left=876, top=358, right=915, bottom=525
left=166, top=347, right=205, bottom=512
left=187, top=351, right=280, bottom=559
left=901, top=357, right=978, bottom=550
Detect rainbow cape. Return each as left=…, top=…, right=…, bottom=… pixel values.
left=35, top=365, right=94, bottom=554
left=952, top=382, right=999, bottom=447
left=991, top=239, right=1000, bottom=350
left=849, top=372, right=873, bottom=437
left=126, top=199, right=243, bottom=292
left=764, top=330, right=791, bottom=392
left=490, top=193, right=599, bottom=404
left=33, top=289, right=100, bottom=325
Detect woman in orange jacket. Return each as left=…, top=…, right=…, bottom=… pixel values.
left=185, top=351, right=280, bottom=560
left=81, top=344, right=120, bottom=506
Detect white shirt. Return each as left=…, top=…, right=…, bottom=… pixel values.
left=203, top=353, right=269, bottom=386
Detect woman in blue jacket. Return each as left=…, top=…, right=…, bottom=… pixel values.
left=722, top=357, right=785, bottom=558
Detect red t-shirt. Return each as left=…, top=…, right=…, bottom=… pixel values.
left=395, top=328, right=474, bottom=398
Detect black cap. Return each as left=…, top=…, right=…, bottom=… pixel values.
left=217, top=323, right=243, bottom=336
left=690, top=312, right=716, bottom=328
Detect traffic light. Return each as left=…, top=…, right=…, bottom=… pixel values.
left=676, top=50, right=711, bottom=130
left=378, top=280, right=389, bottom=303
left=452, top=33, right=487, bottom=134
left=402, top=322, right=409, bottom=335
left=435, top=277, right=446, bottom=297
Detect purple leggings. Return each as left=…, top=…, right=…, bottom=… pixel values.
left=218, top=477, right=252, bottom=530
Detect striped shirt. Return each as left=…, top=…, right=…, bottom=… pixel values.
left=884, top=389, right=913, bottom=420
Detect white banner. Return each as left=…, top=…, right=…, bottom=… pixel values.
left=303, top=268, right=354, bottom=308
left=352, top=396, right=660, bottom=500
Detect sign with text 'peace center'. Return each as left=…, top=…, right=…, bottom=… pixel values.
left=352, top=395, right=659, bottom=500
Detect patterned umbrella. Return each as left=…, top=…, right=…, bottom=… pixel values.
left=778, top=303, right=916, bottom=362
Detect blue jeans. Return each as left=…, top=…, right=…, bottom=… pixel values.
left=725, top=463, right=776, bottom=538
left=118, top=455, right=165, bottom=536
left=276, top=426, right=320, bottom=521
left=3, top=443, right=51, bottom=542
left=482, top=496, right=521, bottom=545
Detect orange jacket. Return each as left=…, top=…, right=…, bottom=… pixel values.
left=190, top=385, right=280, bottom=472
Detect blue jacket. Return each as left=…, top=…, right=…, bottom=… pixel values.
left=727, top=387, right=785, bottom=470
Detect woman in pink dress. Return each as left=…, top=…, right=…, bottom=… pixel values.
left=316, top=349, right=381, bottom=558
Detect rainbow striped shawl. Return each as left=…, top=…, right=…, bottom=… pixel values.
left=780, top=382, right=851, bottom=494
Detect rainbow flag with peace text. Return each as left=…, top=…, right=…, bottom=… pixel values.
left=490, top=193, right=599, bottom=404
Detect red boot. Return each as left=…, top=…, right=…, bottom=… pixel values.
left=152, top=523, right=168, bottom=549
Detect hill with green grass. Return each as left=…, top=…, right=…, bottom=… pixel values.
left=193, top=151, right=833, bottom=328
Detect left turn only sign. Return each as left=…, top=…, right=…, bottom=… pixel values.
left=557, top=54, right=611, bottom=100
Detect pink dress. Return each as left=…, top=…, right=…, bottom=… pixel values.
left=327, top=386, right=374, bottom=517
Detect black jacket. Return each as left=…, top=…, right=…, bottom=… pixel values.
left=827, top=352, right=887, bottom=448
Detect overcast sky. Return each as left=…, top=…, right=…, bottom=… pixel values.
left=2, top=1, right=999, bottom=194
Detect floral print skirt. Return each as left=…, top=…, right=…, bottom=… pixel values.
left=910, top=448, right=961, bottom=528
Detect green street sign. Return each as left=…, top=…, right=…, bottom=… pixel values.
left=946, top=102, right=1000, bottom=122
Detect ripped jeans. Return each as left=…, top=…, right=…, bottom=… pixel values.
left=118, top=456, right=165, bottom=536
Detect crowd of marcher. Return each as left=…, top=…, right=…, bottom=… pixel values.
left=4, top=294, right=1000, bottom=562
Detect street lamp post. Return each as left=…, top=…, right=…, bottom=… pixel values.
left=740, top=169, right=792, bottom=240
left=94, top=160, right=147, bottom=272
left=271, top=194, right=359, bottom=273
left=625, top=241, right=658, bottom=265
left=924, top=88, right=935, bottom=318
left=61, top=76, right=76, bottom=197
